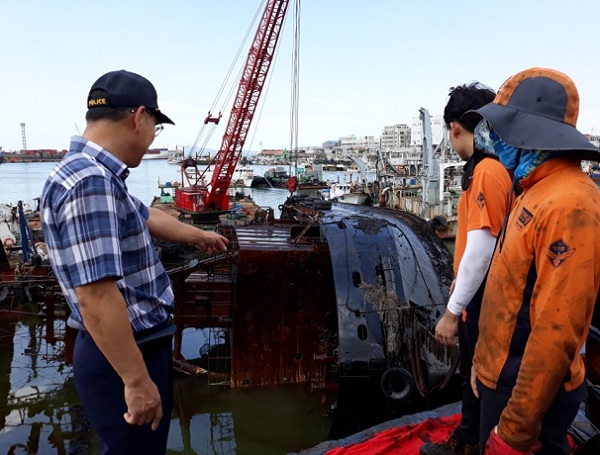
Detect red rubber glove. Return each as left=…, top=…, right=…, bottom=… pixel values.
left=485, top=427, right=535, bottom=455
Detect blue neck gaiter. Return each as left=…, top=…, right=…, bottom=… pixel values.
left=474, top=119, right=556, bottom=181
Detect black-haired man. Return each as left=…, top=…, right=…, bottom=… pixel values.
left=421, top=82, right=512, bottom=455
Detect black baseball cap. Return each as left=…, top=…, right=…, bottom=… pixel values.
left=87, top=70, right=174, bottom=125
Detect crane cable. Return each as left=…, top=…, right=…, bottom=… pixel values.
left=188, top=1, right=267, bottom=159
left=244, top=1, right=290, bottom=155
left=288, top=0, right=301, bottom=176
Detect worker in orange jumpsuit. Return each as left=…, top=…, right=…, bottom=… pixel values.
left=468, top=68, right=600, bottom=454
left=420, top=83, right=512, bottom=455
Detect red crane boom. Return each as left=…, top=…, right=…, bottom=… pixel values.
left=204, top=0, right=291, bottom=211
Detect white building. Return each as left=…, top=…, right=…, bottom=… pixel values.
left=334, top=134, right=379, bottom=156
left=411, top=114, right=445, bottom=147
left=380, top=124, right=411, bottom=151
left=380, top=147, right=423, bottom=175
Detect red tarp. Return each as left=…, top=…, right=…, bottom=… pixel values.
left=325, top=414, right=460, bottom=455
left=324, top=414, right=575, bottom=455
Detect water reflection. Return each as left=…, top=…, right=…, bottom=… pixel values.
left=0, top=314, right=332, bottom=455
left=170, top=374, right=333, bottom=455
left=0, top=314, right=95, bottom=454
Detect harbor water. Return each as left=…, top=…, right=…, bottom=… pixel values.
left=0, top=160, right=361, bottom=455
left=0, top=161, right=361, bottom=211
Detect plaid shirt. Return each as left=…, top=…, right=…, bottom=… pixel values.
left=41, top=136, right=174, bottom=332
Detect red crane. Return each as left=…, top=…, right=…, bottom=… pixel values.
left=176, top=0, right=291, bottom=214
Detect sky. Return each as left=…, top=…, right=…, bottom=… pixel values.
left=1, top=0, right=599, bottom=153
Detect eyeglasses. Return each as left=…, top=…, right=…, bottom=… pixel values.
left=130, top=107, right=163, bottom=137
left=145, top=108, right=164, bottom=137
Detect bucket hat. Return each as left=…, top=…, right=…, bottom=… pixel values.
left=464, top=67, right=598, bottom=160
left=87, top=70, right=174, bottom=125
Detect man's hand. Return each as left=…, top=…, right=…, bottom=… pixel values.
left=191, top=230, right=229, bottom=254
left=123, top=377, right=163, bottom=431
left=435, top=310, right=460, bottom=345
left=147, top=208, right=229, bottom=253
left=485, top=426, right=537, bottom=455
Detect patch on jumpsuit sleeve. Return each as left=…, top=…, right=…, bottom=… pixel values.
left=546, top=239, right=575, bottom=268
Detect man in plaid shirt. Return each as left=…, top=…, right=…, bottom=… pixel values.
left=41, top=70, right=228, bottom=454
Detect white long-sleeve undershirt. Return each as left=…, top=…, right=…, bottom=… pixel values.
left=447, top=228, right=496, bottom=316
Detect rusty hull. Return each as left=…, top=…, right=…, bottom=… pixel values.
left=170, top=220, right=337, bottom=389
left=232, top=224, right=336, bottom=387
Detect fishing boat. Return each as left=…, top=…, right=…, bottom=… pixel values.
left=328, top=182, right=372, bottom=205
left=231, top=165, right=255, bottom=188
left=142, top=147, right=170, bottom=160
left=326, top=156, right=374, bottom=205
left=251, top=165, right=330, bottom=197
left=250, top=165, right=289, bottom=188
left=167, top=152, right=184, bottom=165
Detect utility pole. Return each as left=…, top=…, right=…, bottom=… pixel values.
left=419, top=108, right=432, bottom=219
left=20, top=123, right=27, bottom=150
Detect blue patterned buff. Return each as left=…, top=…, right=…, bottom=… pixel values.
left=474, top=119, right=556, bottom=182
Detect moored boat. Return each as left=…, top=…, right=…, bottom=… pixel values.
left=142, top=147, right=170, bottom=160
left=231, top=165, right=255, bottom=188
left=250, top=165, right=289, bottom=188
left=167, top=153, right=183, bottom=165
left=251, top=165, right=330, bottom=195
left=327, top=182, right=372, bottom=205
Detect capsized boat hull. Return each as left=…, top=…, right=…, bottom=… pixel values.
left=167, top=198, right=457, bottom=432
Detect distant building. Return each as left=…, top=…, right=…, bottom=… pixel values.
left=380, top=124, right=411, bottom=151
left=410, top=115, right=445, bottom=147
left=380, top=147, right=423, bottom=175
left=334, top=135, right=379, bottom=157
left=255, top=148, right=286, bottom=164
